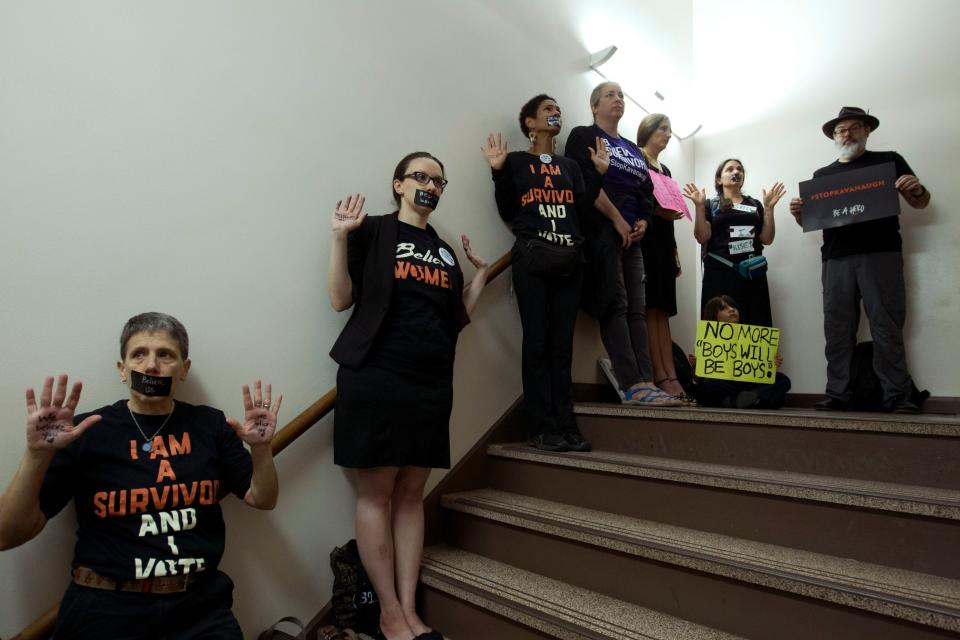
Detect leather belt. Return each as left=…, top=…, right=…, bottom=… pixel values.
left=73, top=565, right=200, bottom=594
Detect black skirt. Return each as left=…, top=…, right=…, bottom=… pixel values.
left=334, top=361, right=453, bottom=469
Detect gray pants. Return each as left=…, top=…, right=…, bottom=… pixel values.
left=822, top=252, right=913, bottom=405
left=599, top=242, right=653, bottom=389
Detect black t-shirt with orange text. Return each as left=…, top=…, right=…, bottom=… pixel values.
left=369, top=221, right=460, bottom=371
left=492, top=151, right=588, bottom=247
left=39, top=400, right=252, bottom=581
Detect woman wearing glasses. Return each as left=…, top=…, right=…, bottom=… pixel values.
left=481, top=94, right=608, bottom=452
left=327, top=152, right=488, bottom=640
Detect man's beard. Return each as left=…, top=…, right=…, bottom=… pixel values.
left=836, top=139, right=866, bottom=161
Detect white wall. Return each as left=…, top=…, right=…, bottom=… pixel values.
left=0, top=1, right=692, bottom=636
left=691, top=0, right=960, bottom=395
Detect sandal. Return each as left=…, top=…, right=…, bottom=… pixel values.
left=624, top=386, right=682, bottom=406
left=658, top=377, right=696, bottom=405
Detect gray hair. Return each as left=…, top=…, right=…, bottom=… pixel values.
left=120, top=312, right=189, bottom=359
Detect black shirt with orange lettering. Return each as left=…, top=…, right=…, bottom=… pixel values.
left=39, top=400, right=252, bottom=581
left=492, top=151, right=598, bottom=247
left=368, top=220, right=461, bottom=371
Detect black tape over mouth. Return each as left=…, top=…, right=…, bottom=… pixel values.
left=414, top=189, right=439, bottom=210
left=131, top=370, right=174, bottom=397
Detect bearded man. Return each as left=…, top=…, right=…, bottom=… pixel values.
left=789, top=107, right=931, bottom=414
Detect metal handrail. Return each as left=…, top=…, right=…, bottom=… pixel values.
left=11, top=250, right=512, bottom=640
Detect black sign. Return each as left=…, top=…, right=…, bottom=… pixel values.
left=798, top=162, right=899, bottom=232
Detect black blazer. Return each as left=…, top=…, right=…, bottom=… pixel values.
left=329, top=213, right=469, bottom=369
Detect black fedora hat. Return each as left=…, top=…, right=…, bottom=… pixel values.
left=822, top=106, right=880, bottom=138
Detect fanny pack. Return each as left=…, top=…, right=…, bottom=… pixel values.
left=516, top=238, right=582, bottom=278
left=708, top=252, right=768, bottom=280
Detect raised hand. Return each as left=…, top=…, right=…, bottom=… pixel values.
left=482, top=133, right=508, bottom=171
left=228, top=380, right=283, bottom=446
left=588, top=136, right=610, bottom=174
left=763, top=181, right=786, bottom=209
left=331, top=194, right=366, bottom=236
left=25, top=375, right=101, bottom=451
left=461, top=235, right=489, bottom=270
left=683, top=183, right=706, bottom=206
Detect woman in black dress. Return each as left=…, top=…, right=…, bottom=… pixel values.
left=684, top=158, right=785, bottom=326
left=327, top=152, right=488, bottom=640
left=637, top=113, right=688, bottom=400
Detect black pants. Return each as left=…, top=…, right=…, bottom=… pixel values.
left=695, top=372, right=792, bottom=409
left=54, top=570, right=242, bottom=639
left=512, top=247, right=583, bottom=437
left=822, top=252, right=912, bottom=405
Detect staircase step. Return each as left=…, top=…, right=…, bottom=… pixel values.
left=571, top=404, right=960, bottom=489
left=574, top=403, right=960, bottom=436
left=440, top=489, right=960, bottom=633
left=487, top=444, right=960, bottom=520
left=420, top=546, right=745, bottom=640
left=484, top=444, right=960, bottom=578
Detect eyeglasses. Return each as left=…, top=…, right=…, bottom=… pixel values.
left=833, top=123, right=865, bottom=137
left=403, top=171, right=448, bottom=191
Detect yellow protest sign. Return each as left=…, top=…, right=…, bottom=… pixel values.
left=695, top=320, right=780, bottom=383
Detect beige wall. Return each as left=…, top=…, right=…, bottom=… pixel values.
left=691, top=0, right=960, bottom=395
left=0, top=1, right=691, bottom=636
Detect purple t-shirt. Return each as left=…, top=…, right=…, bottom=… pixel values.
left=597, top=130, right=650, bottom=226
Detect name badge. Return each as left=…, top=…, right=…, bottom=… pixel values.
left=729, top=225, right=755, bottom=239
left=731, top=203, right=758, bottom=214
left=728, top=239, right=754, bottom=255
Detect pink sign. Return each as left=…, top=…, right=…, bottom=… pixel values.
left=649, top=170, right=691, bottom=220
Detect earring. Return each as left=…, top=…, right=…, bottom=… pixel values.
left=528, top=131, right=537, bottom=145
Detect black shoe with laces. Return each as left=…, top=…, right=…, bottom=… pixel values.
left=528, top=432, right=572, bottom=452
left=562, top=429, right=592, bottom=452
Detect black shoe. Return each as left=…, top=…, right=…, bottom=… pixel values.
left=562, top=430, right=592, bottom=452
left=528, top=433, right=572, bottom=452
left=892, top=398, right=921, bottom=414
left=815, top=398, right=849, bottom=411
left=735, top=390, right=760, bottom=409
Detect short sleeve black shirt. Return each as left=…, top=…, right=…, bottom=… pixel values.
left=38, top=400, right=253, bottom=580
left=369, top=221, right=460, bottom=371
left=492, top=151, right=586, bottom=247
left=704, top=195, right=766, bottom=265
